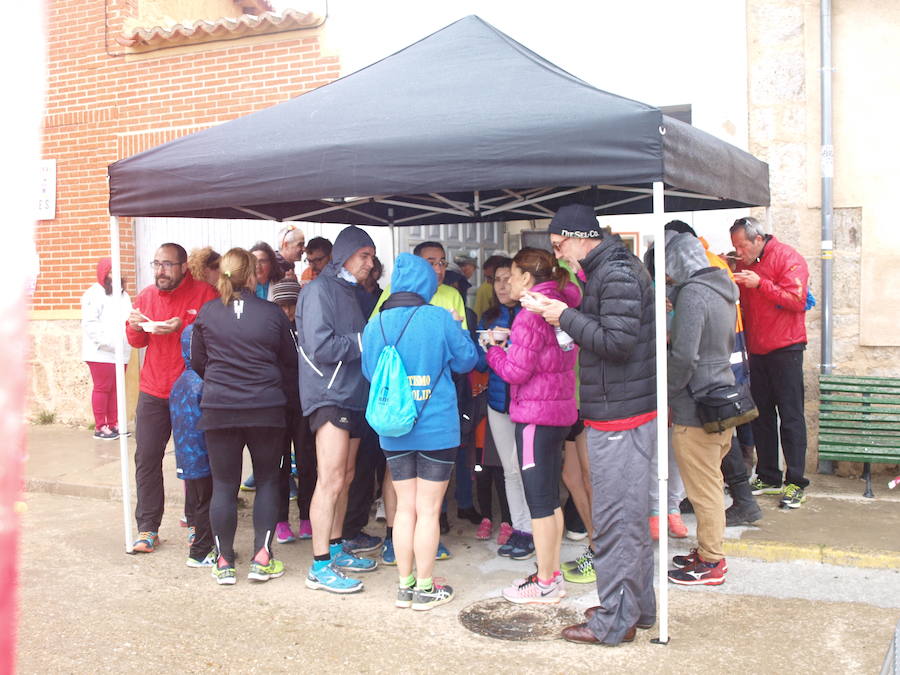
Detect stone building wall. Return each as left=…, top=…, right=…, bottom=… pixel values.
left=746, top=0, right=900, bottom=472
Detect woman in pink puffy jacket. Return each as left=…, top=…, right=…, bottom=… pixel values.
left=485, top=247, right=581, bottom=604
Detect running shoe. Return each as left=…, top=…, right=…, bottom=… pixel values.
left=240, top=474, right=256, bottom=491
left=509, top=533, right=535, bottom=560
left=333, top=549, right=378, bottom=573
left=275, top=521, right=296, bottom=544
left=187, top=526, right=196, bottom=546
left=179, top=515, right=189, bottom=527
left=305, top=562, right=363, bottom=594
left=562, top=551, right=596, bottom=584
left=562, top=546, right=593, bottom=572
left=297, top=519, right=313, bottom=539
left=396, top=583, right=415, bottom=609
left=750, top=478, right=782, bottom=495
left=343, top=531, right=383, bottom=554
left=186, top=549, right=216, bottom=568
left=212, top=564, right=236, bottom=585
left=248, top=558, right=285, bottom=582
left=502, top=573, right=562, bottom=604
left=668, top=557, right=727, bottom=586
left=435, top=541, right=452, bottom=560
left=565, top=528, right=588, bottom=541
left=93, top=425, right=118, bottom=440
left=498, top=530, right=520, bottom=557
left=132, top=531, right=159, bottom=553
left=411, top=583, right=454, bottom=611
left=649, top=514, right=660, bottom=541
left=672, top=548, right=729, bottom=572
left=381, top=538, right=396, bottom=566
left=496, top=522, right=513, bottom=546
left=668, top=513, right=689, bottom=538
left=476, top=518, right=492, bottom=540
left=780, top=483, right=807, bottom=509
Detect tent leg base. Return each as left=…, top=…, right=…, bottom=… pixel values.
left=651, top=637, right=670, bottom=646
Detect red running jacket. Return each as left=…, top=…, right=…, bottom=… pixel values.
left=126, top=275, right=217, bottom=399
left=735, top=235, right=808, bottom=355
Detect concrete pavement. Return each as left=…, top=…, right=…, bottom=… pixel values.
left=24, top=424, right=900, bottom=568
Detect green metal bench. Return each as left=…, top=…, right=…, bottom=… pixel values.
left=818, top=374, right=900, bottom=497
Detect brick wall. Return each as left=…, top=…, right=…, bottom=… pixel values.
left=37, top=0, right=338, bottom=311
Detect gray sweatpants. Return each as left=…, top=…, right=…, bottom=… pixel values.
left=586, top=418, right=657, bottom=644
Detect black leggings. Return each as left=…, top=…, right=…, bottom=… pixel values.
left=206, top=426, right=282, bottom=565
left=475, top=465, right=511, bottom=523
left=515, top=423, right=567, bottom=519
left=278, top=408, right=317, bottom=522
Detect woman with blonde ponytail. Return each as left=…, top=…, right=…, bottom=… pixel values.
left=191, top=248, right=297, bottom=586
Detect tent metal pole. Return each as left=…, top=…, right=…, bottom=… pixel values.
left=652, top=181, right=670, bottom=645
left=109, top=215, right=134, bottom=554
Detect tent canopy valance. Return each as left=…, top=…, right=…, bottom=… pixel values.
left=108, top=15, right=769, bottom=224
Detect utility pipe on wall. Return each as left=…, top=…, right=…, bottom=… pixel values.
left=820, top=0, right=834, bottom=375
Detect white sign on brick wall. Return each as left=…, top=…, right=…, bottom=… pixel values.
left=37, top=159, right=55, bottom=220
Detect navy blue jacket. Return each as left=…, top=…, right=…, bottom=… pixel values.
left=476, top=303, right=520, bottom=414
left=170, top=325, right=211, bottom=480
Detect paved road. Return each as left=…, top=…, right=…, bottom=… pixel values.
left=16, top=492, right=899, bottom=673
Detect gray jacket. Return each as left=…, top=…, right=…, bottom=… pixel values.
left=667, top=268, right=739, bottom=427
left=296, top=267, right=367, bottom=415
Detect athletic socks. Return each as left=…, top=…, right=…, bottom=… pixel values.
left=415, top=577, right=433, bottom=591
left=399, top=573, right=415, bottom=589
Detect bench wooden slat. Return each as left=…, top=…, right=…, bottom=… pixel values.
left=821, top=375, right=900, bottom=387
left=818, top=450, right=900, bottom=463
left=820, top=394, right=900, bottom=405
left=820, top=404, right=900, bottom=416
left=820, top=384, right=900, bottom=395
left=818, top=432, right=900, bottom=450
left=819, top=423, right=900, bottom=436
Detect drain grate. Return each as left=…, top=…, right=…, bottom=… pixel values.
left=458, top=597, right=585, bottom=641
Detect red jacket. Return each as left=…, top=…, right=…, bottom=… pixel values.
left=126, top=274, right=218, bottom=398
left=736, top=236, right=808, bottom=355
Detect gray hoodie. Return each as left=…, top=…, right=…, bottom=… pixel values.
left=296, top=226, right=375, bottom=415
left=666, top=233, right=739, bottom=427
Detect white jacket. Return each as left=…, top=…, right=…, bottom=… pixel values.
left=81, top=283, right=132, bottom=364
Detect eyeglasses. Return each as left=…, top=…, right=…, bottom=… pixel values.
left=551, top=239, right=569, bottom=252
left=305, top=255, right=328, bottom=265
left=150, top=261, right=181, bottom=271
left=426, top=259, right=448, bottom=269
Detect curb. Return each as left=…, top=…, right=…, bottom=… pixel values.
left=25, top=478, right=185, bottom=506
left=723, top=539, right=900, bottom=570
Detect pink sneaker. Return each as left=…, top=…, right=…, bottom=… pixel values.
left=668, top=513, right=688, bottom=538
left=476, top=518, right=492, bottom=540
left=497, top=522, right=513, bottom=546
left=297, top=519, right=313, bottom=540
left=502, top=573, right=562, bottom=604
left=275, top=521, right=296, bottom=544
left=649, top=515, right=660, bottom=541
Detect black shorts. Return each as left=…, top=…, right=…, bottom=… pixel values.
left=565, top=417, right=585, bottom=442
left=308, top=406, right=364, bottom=439
left=384, top=448, right=456, bottom=482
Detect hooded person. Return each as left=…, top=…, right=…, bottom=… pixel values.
left=361, top=252, right=478, bottom=611
left=664, top=231, right=740, bottom=587
left=295, top=225, right=380, bottom=594
left=81, top=256, right=132, bottom=440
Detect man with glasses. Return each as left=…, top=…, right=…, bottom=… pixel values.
left=276, top=225, right=306, bottom=279
left=730, top=216, right=810, bottom=508
left=526, top=204, right=657, bottom=646
left=301, top=237, right=333, bottom=283
left=126, top=243, right=218, bottom=553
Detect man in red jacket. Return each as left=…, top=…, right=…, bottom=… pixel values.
left=730, top=217, right=810, bottom=509
left=126, top=243, right=218, bottom=552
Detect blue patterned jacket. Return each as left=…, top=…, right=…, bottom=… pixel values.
left=170, top=324, right=211, bottom=480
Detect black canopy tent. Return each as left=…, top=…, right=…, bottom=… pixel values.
left=106, top=15, right=769, bottom=642
left=108, top=15, right=768, bottom=225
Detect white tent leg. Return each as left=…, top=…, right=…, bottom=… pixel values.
left=652, top=181, right=670, bottom=644
left=109, top=215, right=134, bottom=554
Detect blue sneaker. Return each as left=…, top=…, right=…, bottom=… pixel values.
left=381, top=538, right=396, bottom=566
left=498, top=531, right=520, bottom=557
left=510, top=533, right=535, bottom=560
left=333, top=549, right=378, bottom=573
left=305, top=562, right=364, bottom=594
left=435, top=541, right=452, bottom=560
left=240, top=474, right=256, bottom=492
left=343, top=531, right=383, bottom=554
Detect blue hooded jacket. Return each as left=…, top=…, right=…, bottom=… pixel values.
left=170, top=324, right=211, bottom=480
left=362, top=253, right=478, bottom=451
left=476, top=303, right=520, bottom=414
